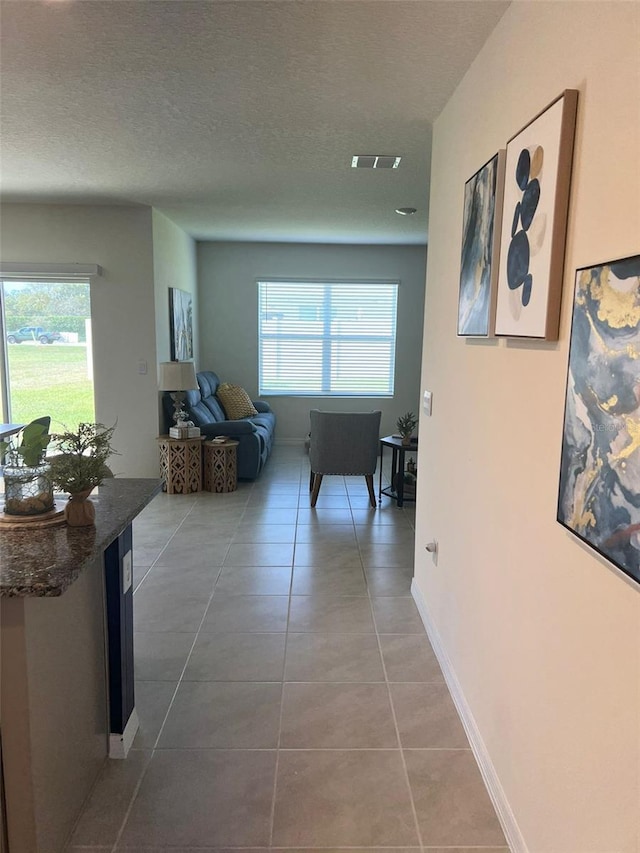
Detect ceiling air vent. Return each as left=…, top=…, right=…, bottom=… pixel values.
left=351, top=155, right=401, bottom=169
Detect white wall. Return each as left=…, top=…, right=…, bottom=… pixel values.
left=197, top=241, right=427, bottom=439
left=152, top=209, right=198, bottom=365
left=414, top=3, right=639, bottom=851
left=0, top=204, right=159, bottom=476
left=152, top=210, right=198, bottom=431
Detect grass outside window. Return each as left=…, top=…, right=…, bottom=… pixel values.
left=7, top=344, right=94, bottom=432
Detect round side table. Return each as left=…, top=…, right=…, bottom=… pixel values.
left=203, top=439, right=239, bottom=493
left=157, top=435, right=205, bottom=494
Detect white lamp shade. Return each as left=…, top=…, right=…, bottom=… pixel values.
left=158, top=361, right=198, bottom=392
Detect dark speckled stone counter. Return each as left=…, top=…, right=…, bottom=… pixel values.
left=0, top=477, right=161, bottom=597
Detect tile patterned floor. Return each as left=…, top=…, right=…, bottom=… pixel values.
left=66, top=444, right=508, bottom=852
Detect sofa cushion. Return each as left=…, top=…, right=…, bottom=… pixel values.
left=217, top=383, right=258, bottom=419
left=198, top=371, right=220, bottom=399
left=187, top=400, right=220, bottom=428
left=251, top=413, right=276, bottom=431
left=203, top=396, right=227, bottom=421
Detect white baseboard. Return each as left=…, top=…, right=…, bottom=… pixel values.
left=274, top=438, right=306, bottom=446
left=109, top=708, right=139, bottom=759
left=411, top=579, right=528, bottom=853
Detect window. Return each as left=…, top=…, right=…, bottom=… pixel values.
left=0, top=271, right=96, bottom=430
left=258, top=281, right=398, bottom=396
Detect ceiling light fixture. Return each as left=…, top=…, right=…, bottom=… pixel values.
left=395, top=207, right=417, bottom=216
left=351, top=155, right=401, bottom=169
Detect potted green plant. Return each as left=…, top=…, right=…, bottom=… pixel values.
left=396, top=411, right=418, bottom=446
left=49, top=422, right=116, bottom=527
left=0, top=419, right=54, bottom=516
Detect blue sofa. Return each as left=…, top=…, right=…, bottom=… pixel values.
left=164, top=371, right=276, bottom=480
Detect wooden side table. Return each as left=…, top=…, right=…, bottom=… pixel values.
left=157, top=435, right=205, bottom=494
left=203, top=439, right=239, bottom=493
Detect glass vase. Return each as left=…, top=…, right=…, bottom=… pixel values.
left=3, top=462, right=55, bottom=516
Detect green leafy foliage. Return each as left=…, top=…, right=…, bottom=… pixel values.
left=49, top=422, right=117, bottom=495
left=0, top=420, right=51, bottom=467
left=396, top=411, right=418, bottom=438
left=4, top=283, right=90, bottom=322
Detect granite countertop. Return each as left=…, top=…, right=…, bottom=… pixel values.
left=0, top=478, right=162, bottom=598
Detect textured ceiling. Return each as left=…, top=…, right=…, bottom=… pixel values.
left=0, top=0, right=509, bottom=245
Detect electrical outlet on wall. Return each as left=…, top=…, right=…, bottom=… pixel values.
left=423, top=390, right=433, bottom=416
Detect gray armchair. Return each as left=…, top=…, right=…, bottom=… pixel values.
left=309, top=409, right=382, bottom=508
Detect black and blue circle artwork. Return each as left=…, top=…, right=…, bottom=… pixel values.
left=507, top=145, right=543, bottom=307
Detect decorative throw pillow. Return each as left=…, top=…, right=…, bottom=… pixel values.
left=216, top=383, right=258, bottom=420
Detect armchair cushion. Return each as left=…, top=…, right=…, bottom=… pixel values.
left=308, top=409, right=381, bottom=508
left=309, top=410, right=381, bottom=476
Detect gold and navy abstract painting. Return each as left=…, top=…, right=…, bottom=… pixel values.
left=558, top=255, right=640, bottom=584
left=457, top=151, right=505, bottom=336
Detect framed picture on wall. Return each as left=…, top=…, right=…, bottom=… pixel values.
left=169, top=287, right=193, bottom=361
left=457, top=150, right=506, bottom=337
left=557, top=254, right=640, bottom=585
left=494, top=89, right=578, bottom=340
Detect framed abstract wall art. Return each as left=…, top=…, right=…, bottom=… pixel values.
left=169, top=287, right=193, bottom=361
left=557, top=254, right=640, bottom=585
left=457, top=150, right=505, bottom=336
left=495, top=89, right=578, bottom=340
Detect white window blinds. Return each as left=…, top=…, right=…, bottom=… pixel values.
left=258, top=281, right=398, bottom=396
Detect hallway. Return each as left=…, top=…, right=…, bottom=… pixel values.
left=67, top=444, right=507, bottom=851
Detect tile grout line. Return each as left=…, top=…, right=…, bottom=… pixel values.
left=110, top=491, right=246, bottom=853
left=268, top=593, right=293, bottom=848
left=146, top=746, right=472, bottom=752
left=368, top=549, right=426, bottom=853
left=378, top=658, right=426, bottom=851
left=269, top=468, right=304, bottom=848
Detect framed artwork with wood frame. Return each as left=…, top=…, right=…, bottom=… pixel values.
left=457, top=150, right=506, bottom=337
left=495, top=89, right=578, bottom=340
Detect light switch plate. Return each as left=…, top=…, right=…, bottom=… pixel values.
left=423, top=390, right=433, bottom=416
left=122, top=550, right=132, bottom=593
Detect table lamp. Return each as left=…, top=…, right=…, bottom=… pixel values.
left=158, top=361, right=199, bottom=424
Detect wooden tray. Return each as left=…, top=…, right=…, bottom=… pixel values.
left=0, top=500, right=66, bottom=529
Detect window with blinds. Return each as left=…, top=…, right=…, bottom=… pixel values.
left=258, top=281, right=398, bottom=396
